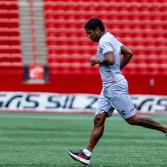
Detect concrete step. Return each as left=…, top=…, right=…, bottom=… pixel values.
left=18, top=0, right=47, bottom=65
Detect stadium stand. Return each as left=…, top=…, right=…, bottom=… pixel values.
left=0, top=0, right=166, bottom=94
left=0, top=0, right=24, bottom=91
left=44, top=0, right=167, bottom=75
left=0, top=0, right=22, bottom=70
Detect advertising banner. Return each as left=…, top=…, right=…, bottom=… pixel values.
left=0, top=92, right=167, bottom=114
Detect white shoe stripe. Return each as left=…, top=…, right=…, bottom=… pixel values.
left=68, top=151, right=90, bottom=165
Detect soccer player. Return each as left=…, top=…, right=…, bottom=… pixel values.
left=68, top=18, right=167, bottom=165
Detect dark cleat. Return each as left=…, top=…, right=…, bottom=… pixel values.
left=68, top=150, right=91, bottom=165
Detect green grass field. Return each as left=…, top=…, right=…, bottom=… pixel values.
left=0, top=112, right=166, bottom=167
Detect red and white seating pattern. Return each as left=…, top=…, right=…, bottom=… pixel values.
left=44, top=0, right=167, bottom=74
left=0, top=0, right=22, bottom=70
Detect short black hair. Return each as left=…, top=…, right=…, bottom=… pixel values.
left=84, top=18, right=105, bottom=32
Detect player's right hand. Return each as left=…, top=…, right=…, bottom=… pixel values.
left=90, top=56, right=99, bottom=66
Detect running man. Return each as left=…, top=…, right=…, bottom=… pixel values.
left=68, top=18, right=167, bottom=165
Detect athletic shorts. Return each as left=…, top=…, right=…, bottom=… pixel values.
left=96, top=79, right=136, bottom=119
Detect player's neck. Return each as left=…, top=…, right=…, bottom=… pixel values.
left=98, top=31, right=106, bottom=42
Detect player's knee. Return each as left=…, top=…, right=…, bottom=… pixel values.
left=94, top=116, right=105, bottom=126
left=127, top=119, right=136, bottom=125
left=126, top=116, right=138, bottom=125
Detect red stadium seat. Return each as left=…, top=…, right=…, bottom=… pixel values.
left=0, top=0, right=22, bottom=69
left=43, top=0, right=167, bottom=74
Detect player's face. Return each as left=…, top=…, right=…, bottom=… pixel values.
left=85, top=29, right=100, bottom=42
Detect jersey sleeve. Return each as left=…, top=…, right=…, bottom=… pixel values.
left=100, top=40, right=114, bottom=55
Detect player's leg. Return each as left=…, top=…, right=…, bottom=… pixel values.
left=110, top=93, right=167, bottom=134
left=85, top=92, right=114, bottom=152
left=86, top=112, right=108, bottom=152
left=126, top=114, right=167, bottom=133
left=68, top=112, right=108, bottom=165
left=68, top=92, right=114, bottom=165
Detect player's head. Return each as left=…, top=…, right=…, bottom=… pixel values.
left=84, top=18, right=105, bottom=42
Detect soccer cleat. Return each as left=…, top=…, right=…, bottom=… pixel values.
left=68, top=150, right=91, bottom=165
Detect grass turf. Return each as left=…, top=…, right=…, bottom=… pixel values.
left=0, top=112, right=166, bottom=167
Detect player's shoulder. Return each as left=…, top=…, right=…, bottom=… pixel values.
left=101, top=32, right=113, bottom=40
left=99, top=32, right=112, bottom=44
left=102, top=32, right=122, bottom=46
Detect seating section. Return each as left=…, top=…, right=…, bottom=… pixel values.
left=0, top=0, right=22, bottom=70
left=0, top=1, right=166, bottom=75
left=44, top=0, right=167, bottom=74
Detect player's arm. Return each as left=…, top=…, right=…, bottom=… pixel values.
left=120, top=45, right=133, bottom=70
left=90, top=51, right=115, bottom=66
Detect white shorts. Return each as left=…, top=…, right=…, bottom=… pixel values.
left=96, top=79, right=136, bottom=119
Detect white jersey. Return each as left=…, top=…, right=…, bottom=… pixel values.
left=97, top=32, right=125, bottom=87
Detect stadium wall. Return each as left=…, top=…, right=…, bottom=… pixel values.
left=0, top=69, right=167, bottom=95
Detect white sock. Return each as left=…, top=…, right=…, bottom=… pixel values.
left=83, top=149, right=92, bottom=157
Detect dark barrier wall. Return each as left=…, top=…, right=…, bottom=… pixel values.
left=0, top=69, right=167, bottom=95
